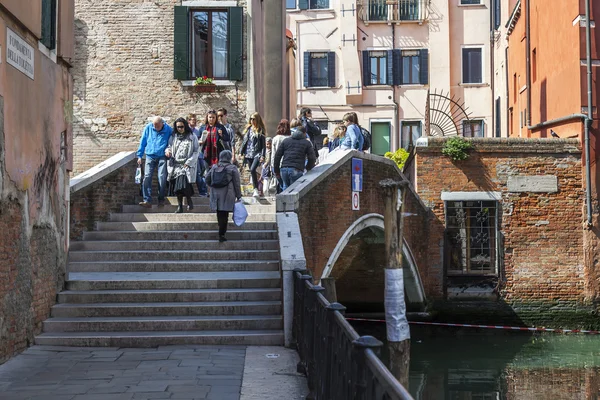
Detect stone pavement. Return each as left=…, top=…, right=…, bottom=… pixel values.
left=0, top=345, right=309, bottom=400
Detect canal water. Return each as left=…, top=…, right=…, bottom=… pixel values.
left=352, top=321, right=600, bottom=399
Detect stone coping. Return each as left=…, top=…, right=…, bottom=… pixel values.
left=70, top=151, right=136, bottom=194
left=416, top=137, right=581, bottom=154
left=276, top=150, right=405, bottom=212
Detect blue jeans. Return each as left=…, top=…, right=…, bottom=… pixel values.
left=196, top=157, right=208, bottom=196
left=143, top=156, right=167, bottom=203
left=281, top=167, right=304, bottom=190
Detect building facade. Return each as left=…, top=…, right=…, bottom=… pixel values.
left=72, top=0, right=285, bottom=175
left=287, top=0, right=507, bottom=155
left=0, top=0, right=74, bottom=362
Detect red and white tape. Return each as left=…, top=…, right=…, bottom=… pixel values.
left=344, top=318, right=600, bottom=335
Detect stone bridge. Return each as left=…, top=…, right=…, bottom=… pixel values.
left=276, top=150, right=442, bottom=345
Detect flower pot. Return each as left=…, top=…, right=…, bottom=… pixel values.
left=194, top=84, right=216, bottom=93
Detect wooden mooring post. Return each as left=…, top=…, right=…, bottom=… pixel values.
left=380, top=178, right=411, bottom=388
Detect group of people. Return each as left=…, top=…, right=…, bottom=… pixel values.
left=135, top=108, right=366, bottom=240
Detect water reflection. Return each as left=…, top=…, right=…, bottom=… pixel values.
left=352, top=322, right=600, bottom=399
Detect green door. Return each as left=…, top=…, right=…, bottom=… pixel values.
left=371, top=122, right=391, bottom=155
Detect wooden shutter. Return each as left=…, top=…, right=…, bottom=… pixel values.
left=299, top=0, right=309, bottom=10
left=41, top=0, right=57, bottom=50
left=495, top=97, right=501, bottom=137
left=173, top=6, right=189, bottom=80
left=419, top=49, right=429, bottom=85
left=392, top=49, right=402, bottom=85
left=362, top=51, right=370, bottom=86
left=327, top=52, right=336, bottom=87
left=386, top=50, right=394, bottom=85
left=228, top=7, right=244, bottom=81
left=494, top=0, right=501, bottom=30
left=303, top=52, right=311, bottom=87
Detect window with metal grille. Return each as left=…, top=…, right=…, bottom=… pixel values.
left=445, top=200, right=498, bottom=275
left=369, top=51, right=388, bottom=85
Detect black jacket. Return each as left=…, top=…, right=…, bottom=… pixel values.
left=273, top=129, right=316, bottom=175
left=239, top=127, right=266, bottom=159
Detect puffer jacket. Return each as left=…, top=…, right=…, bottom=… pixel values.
left=273, top=129, right=316, bottom=175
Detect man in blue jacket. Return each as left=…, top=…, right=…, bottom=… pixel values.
left=136, top=116, right=172, bottom=208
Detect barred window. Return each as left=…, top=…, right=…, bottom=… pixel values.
left=445, top=200, right=498, bottom=275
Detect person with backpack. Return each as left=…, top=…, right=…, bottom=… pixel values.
left=206, top=150, right=242, bottom=242
left=340, top=112, right=363, bottom=151
left=351, top=112, right=371, bottom=152
left=298, top=107, right=321, bottom=152
left=273, top=126, right=316, bottom=190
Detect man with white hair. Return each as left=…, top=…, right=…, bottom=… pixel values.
left=136, top=116, right=173, bottom=208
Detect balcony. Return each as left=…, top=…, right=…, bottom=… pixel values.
left=358, top=0, right=429, bottom=24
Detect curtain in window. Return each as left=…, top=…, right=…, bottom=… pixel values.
left=212, top=12, right=228, bottom=78
left=401, top=122, right=421, bottom=149
left=193, top=11, right=208, bottom=78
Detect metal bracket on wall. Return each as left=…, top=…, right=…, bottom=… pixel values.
left=347, top=81, right=361, bottom=94
left=341, top=3, right=356, bottom=17
left=342, top=34, right=357, bottom=47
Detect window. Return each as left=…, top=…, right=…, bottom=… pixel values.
left=401, top=50, right=421, bottom=85
left=303, top=52, right=335, bottom=87
left=41, top=0, right=57, bottom=50
left=314, top=121, right=328, bottom=150
left=298, top=0, right=329, bottom=9
left=460, top=0, right=482, bottom=4
left=173, top=6, right=243, bottom=81
left=462, top=47, right=483, bottom=84
left=463, top=119, right=484, bottom=137
left=362, top=49, right=428, bottom=86
left=287, top=0, right=297, bottom=8
left=368, top=51, right=387, bottom=85
left=401, top=121, right=422, bottom=149
left=493, top=0, right=501, bottom=30
left=495, top=98, right=501, bottom=137
left=446, top=200, right=498, bottom=275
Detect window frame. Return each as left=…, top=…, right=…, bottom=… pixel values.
left=308, top=0, right=330, bottom=10
left=462, top=119, right=485, bottom=137
left=368, top=51, right=388, bottom=85
left=190, top=8, right=230, bottom=80
left=400, top=120, right=422, bottom=149
left=309, top=52, right=329, bottom=87
left=461, top=45, right=484, bottom=84
left=304, top=51, right=335, bottom=88
left=459, top=0, right=482, bottom=5
left=39, top=0, right=58, bottom=61
left=401, top=50, right=421, bottom=85
left=444, top=198, right=500, bottom=276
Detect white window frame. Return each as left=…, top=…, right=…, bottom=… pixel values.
left=308, top=0, right=332, bottom=10
left=461, top=45, right=485, bottom=85
left=458, top=0, right=483, bottom=6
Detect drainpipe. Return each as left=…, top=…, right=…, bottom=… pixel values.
left=525, top=0, right=531, bottom=126
left=505, top=46, right=509, bottom=137
left=585, top=0, right=593, bottom=226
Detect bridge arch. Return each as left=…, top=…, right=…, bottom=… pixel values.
left=320, top=213, right=426, bottom=308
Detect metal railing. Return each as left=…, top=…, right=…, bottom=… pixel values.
left=293, top=270, right=413, bottom=400
left=358, top=0, right=429, bottom=23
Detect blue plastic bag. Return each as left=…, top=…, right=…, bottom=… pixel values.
left=233, top=201, right=248, bottom=227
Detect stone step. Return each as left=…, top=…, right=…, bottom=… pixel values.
left=68, top=260, right=280, bottom=273
left=50, top=301, right=282, bottom=318
left=96, top=221, right=277, bottom=231
left=134, top=196, right=275, bottom=206
left=122, top=204, right=275, bottom=214
left=57, top=288, right=282, bottom=303
left=68, top=249, right=280, bottom=262
left=42, top=315, right=283, bottom=332
left=69, top=240, right=280, bottom=251
left=109, top=213, right=276, bottom=223
left=35, top=330, right=284, bottom=347
left=66, top=271, right=281, bottom=290
left=83, top=229, right=278, bottom=241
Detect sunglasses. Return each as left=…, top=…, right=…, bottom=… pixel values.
left=176, top=125, right=185, bottom=129
left=250, top=117, right=256, bottom=121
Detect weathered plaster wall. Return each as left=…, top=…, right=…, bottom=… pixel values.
left=0, top=4, right=73, bottom=362
left=72, top=0, right=250, bottom=175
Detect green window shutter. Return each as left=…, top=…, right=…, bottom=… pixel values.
left=299, top=0, right=309, bottom=10
left=41, top=0, right=56, bottom=50
left=228, top=7, right=244, bottom=81
left=173, top=6, right=189, bottom=80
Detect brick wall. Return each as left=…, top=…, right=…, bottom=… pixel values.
left=72, top=0, right=249, bottom=175
left=70, top=159, right=140, bottom=241
left=414, top=138, right=597, bottom=327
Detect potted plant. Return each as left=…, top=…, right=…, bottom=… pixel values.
left=193, top=76, right=216, bottom=93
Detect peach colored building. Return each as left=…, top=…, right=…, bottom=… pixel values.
left=287, top=0, right=508, bottom=155
left=0, top=0, right=74, bottom=361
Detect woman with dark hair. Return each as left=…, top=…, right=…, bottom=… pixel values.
left=199, top=110, right=230, bottom=169
left=206, top=150, right=242, bottom=242
left=165, top=117, right=199, bottom=213
left=239, top=112, right=267, bottom=197
left=272, top=119, right=291, bottom=193
left=298, top=107, right=321, bottom=150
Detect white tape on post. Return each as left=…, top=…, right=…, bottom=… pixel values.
left=384, top=268, right=410, bottom=342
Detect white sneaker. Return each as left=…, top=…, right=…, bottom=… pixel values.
left=253, top=189, right=260, bottom=197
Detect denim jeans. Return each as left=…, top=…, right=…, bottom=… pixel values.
left=281, top=167, right=304, bottom=190
left=196, top=157, right=208, bottom=196
left=143, top=156, right=167, bottom=203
